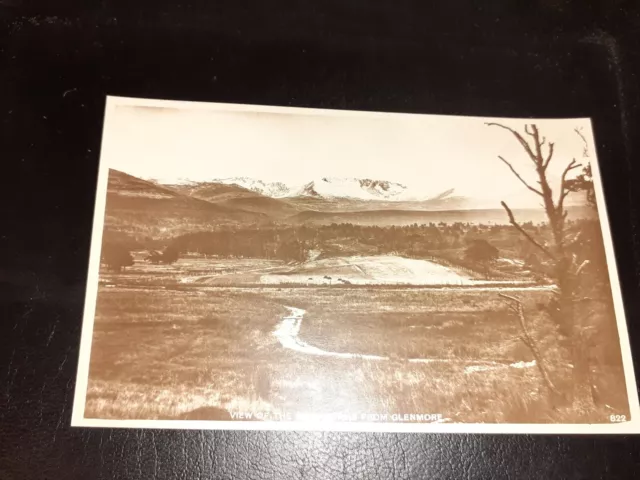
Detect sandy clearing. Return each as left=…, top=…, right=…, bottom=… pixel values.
left=260, top=255, right=537, bottom=286
left=261, top=255, right=472, bottom=285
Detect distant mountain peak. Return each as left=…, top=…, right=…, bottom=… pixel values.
left=210, top=177, right=291, bottom=198
left=293, top=177, right=409, bottom=201
left=159, top=174, right=471, bottom=205
left=207, top=176, right=415, bottom=201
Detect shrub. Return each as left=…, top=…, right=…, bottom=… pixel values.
left=101, top=242, right=134, bottom=272
left=464, top=239, right=499, bottom=264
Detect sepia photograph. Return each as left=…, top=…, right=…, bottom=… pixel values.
left=72, top=97, right=639, bottom=433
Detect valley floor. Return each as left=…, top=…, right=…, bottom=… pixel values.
left=104, top=253, right=541, bottom=288
left=258, top=254, right=533, bottom=286
left=85, top=254, right=629, bottom=424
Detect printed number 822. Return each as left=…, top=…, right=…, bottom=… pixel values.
left=610, top=414, right=627, bottom=423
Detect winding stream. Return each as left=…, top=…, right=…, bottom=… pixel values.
left=273, top=306, right=536, bottom=374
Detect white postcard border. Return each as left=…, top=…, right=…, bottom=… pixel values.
left=71, top=96, right=640, bottom=433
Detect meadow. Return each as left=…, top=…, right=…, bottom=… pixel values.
left=84, top=257, right=629, bottom=424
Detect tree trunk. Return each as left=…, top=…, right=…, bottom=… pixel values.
left=556, top=260, right=591, bottom=406
left=488, top=122, right=589, bottom=408
left=570, top=331, right=592, bottom=405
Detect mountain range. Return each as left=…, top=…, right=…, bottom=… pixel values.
left=103, top=169, right=592, bottom=242
left=188, top=176, right=460, bottom=203
left=202, top=177, right=291, bottom=198
left=177, top=175, right=587, bottom=209
left=103, top=170, right=267, bottom=241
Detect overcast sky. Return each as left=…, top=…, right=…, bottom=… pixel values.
left=101, top=98, right=594, bottom=206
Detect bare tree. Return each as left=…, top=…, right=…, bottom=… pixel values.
left=574, top=127, right=590, bottom=158
left=487, top=122, right=589, bottom=405
left=499, top=293, right=558, bottom=396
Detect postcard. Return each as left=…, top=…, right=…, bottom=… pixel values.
left=72, top=96, right=639, bottom=433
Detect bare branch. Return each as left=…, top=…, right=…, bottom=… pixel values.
left=498, top=156, right=544, bottom=196
left=575, top=259, right=590, bottom=276
left=518, top=335, right=532, bottom=349
left=557, top=194, right=570, bottom=213
left=543, top=142, right=555, bottom=170
left=498, top=293, right=521, bottom=304
left=565, top=230, right=584, bottom=247
left=486, top=122, right=538, bottom=165
left=557, top=159, right=582, bottom=213
left=561, top=159, right=582, bottom=186
left=529, top=124, right=547, bottom=173
left=501, top=201, right=556, bottom=261
left=574, top=127, right=590, bottom=158
left=524, top=124, right=534, bottom=137
left=498, top=294, right=559, bottom=395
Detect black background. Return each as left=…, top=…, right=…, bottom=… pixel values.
left=2, top=1, right=640, bottom=478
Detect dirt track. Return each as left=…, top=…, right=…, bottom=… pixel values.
left=273, top=306, right=537, bottom=374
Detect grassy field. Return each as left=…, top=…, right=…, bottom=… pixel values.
left=84, top=258, right=630, bottom=424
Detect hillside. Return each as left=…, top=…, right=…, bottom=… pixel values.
left=284, top=194, right=472, bottom=213
left=103, top=169, right=267, bottom=240
left=169, top=181, right=300, bottom=217
left=205, top=176, right=473, bottom=205
left=169, top=182, right=258, bottom=202
left=288, top=206, right=596, bottom=226
left=206, top=177, right=290, bottom=198
left=103, top=171, right=594, bottom=243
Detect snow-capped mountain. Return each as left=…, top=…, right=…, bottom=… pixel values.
left=159, top=173, right=584, bottom=210
left=186, top=176, right=464, bottom=203
left=295, top=177, right=410, bottom=201
left=211, top=177, right=291, bottom=198
left=169, top=174, right=572, bottom=208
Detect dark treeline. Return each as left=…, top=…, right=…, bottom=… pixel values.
left=165, top=220, right=577, bottom=264
left=104, top=217, right=607, bottom=290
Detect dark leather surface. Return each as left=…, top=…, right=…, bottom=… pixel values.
left=2, top=1, right=640, bottom=478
